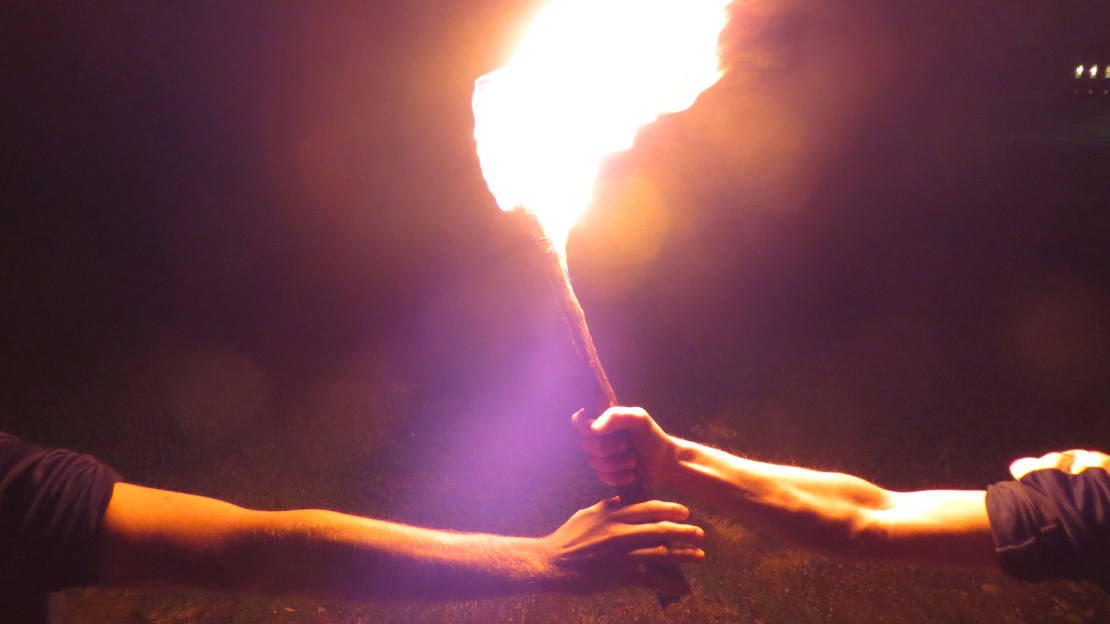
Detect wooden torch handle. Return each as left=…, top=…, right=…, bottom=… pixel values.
left=511, top=207, right=686, bottom=607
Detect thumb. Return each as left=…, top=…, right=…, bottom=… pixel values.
left=593, top=407, right=651, bottom=436
left=571, top=408, right=596, bottom=436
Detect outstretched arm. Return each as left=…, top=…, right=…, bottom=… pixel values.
left=97, top=483, right=704, bottom=601
left=573, top=407, right=999, bottom=571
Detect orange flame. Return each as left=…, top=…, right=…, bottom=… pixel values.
left=473, top=0, right=730, bottom=252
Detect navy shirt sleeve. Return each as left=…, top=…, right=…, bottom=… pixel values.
left=0, top=432, right=122, bottom=592
left=986, top=466, right=1110, bottom=591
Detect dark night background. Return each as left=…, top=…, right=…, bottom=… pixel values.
left=3, top=1, right=1110, bottom=622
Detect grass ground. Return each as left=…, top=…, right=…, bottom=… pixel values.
left=25, top=356, right=1108, bottom=624
left=65, top=510, right=1110, bottom=624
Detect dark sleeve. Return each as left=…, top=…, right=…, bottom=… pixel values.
left=0, top=432, right=122, bottom=592
left=986, top=467, right=1110, bottom=591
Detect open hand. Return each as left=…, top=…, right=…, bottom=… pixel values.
left=541, top=497, right=703, bottom=595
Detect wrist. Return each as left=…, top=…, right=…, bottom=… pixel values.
left=527, top=536, right=568, bottom=593
left=653, top=434, right=688, bottom=491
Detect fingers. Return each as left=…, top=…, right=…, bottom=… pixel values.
left=586, top=498, right=704, bottom=546
left=1010, top=449, right=1110, bottom=480
left=1069, top=449, right=1110, bottom=472
left=573, top=406, right=671, bottom=489
left=610, top=500, right=691, bottom=524
left=596, top=469, right=635, bottom=487
left=553, top=497, right=704, bottom=597
left=575, top=407, right=647, bottom=460
left=578, top=433, right=628, bottom=459
left=581, top=496, right=622, bottom=514
left=570, top=409, right=594, bottom=436
left=588, top=450, right=637, bottom=473
left=585, top=448, right=640, bottom=486
left=586, top=498, right=694, bottom=526
left=592, top=406, right=652, bottom=436
left=614, top=521, right=705, bottom=551
left=629, top=545, right=706, bottom=565
left=1010, top=452, right=1072, bottom=479
left=1008, top=456, right=1039, bottom=480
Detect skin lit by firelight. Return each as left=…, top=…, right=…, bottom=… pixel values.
left=472, top=0, right=731, bottom=252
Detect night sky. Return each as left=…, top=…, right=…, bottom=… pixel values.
left=3, top=0, right=1110, bottom=554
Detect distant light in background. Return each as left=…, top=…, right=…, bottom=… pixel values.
left=1091, top=65, right=1100, bottom=78
left=1076, top=65, right=1084, bottom=78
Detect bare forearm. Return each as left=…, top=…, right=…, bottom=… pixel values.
left=99, top=484, right=554, bottom=601
left=657, top=439, right=997, bottom=569
left=101, top=484, right=703, bottom=600
left=661, top=439, right=891, bottom=559
left=579, top=408, right=998, bottom=571
left=228, top=510, right=552, bottom=601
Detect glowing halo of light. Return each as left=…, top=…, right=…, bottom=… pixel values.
left=472, top=0, right=731, bottom=252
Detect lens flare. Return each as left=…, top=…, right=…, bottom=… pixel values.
left=472, top=0, right=730, bottom=251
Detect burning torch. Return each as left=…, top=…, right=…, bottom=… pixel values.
left=472, top=0, right=732, bottom=606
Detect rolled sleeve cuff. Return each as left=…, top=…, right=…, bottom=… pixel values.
left=986, top=467, right=1110, bottom=591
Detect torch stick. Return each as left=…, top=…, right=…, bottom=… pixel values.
left=509, top=206, right=687, bottom=607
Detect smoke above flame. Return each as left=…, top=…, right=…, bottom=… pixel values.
left=473, top=0, right=731, bottom=251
